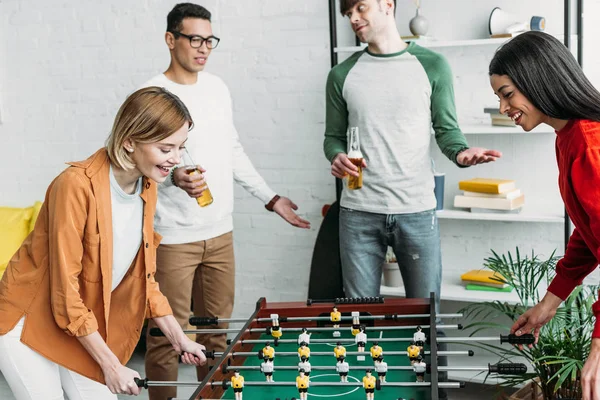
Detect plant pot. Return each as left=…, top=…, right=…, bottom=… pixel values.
left=382, top=262, right=402, bottom=287
left=509, top=379, right=543, bottom=400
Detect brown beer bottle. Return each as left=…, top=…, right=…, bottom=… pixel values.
left=185, top=166, right=214, bottom=207
left=347, top=127, right=363, bottom=190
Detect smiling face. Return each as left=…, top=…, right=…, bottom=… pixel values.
left=169, top=17, right=213, bottom=73
left=126, top=121, right=188, bottom=183
left=490, top=74, right=547, bottom=131
left=344, top=0, right=391, bottom=44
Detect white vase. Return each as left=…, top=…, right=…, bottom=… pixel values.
left=409, top=8, right=429, bottom=36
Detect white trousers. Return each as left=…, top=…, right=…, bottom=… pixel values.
left=0, top=317, right=117, bottom=400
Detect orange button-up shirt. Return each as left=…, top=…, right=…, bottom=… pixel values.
left=0, top=148, right=172, bottom=383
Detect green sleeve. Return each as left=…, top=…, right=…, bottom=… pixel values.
left=324, top=52, right=362, bottom=163
left=412, top=47, right=469, bottom=167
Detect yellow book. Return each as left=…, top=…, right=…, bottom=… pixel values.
left=461, top=269, right=507, bottom=286
left=458, top=178, right=516, bottom=194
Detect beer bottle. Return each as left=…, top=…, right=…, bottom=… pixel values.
left=347, top=127, right=363, bottom=190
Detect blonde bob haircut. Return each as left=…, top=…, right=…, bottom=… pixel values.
left=106, top=86, right=193, bottom=170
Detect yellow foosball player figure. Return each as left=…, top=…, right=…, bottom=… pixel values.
left=269, top=313, right=283, bottom=341
left=407, top=341, right=420, bottom=366
left=362, top=369, right=376, bottom=400
left=298, top=342, right=311, bottom=361
left=370, top=341, right=383, bottom=361
left=296, top=368, right=310, bottom=400
left=351, top=311, right=361, bottom=336
left=262, top=341, right=275, bottom=361
left=334, top=341, right=347, bottom=361
left=231, top=370, right=244, bottom=400
left=331, top=306, right=342, bottom=338
left=413, top=355, right=427, bottom=382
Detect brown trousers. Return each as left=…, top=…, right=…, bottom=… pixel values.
left=145, top=232, right=235, bottom=400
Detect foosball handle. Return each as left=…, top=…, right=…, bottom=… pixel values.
left=489, top=362, right=527, bottom=375
left=134, top=378, right=148, bottom=389
left=500, top=333, right=535, bottom=345
left=149, top=328, right=164, bottom=337
left=189, top=316, right=219, bottom=326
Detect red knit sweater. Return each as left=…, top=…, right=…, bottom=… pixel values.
left=547, top=119, right=600, bottom=337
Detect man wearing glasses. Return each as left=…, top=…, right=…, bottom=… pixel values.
left=141, top=3, right=310, bottom=399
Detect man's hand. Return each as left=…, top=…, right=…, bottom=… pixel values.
left=331, top=153, right=367, bottom=179
left=456, top=147, right=502, bottom=166
left=582, top=338, right=600, bottom=400
left=173, top=165, right=207, bottom=198
left=272, top=196, right=311, bottom=229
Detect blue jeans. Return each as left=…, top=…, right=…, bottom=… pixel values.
left=339, top=207, right=442, bottom=313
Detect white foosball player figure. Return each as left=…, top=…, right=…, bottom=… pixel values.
left=413, top=325, right=426, bottom=352
left=298, top=327, right=311, bottom=345
left=298, top=355, right=312, bottom=377
left=260, top=358, right=274, bottom=382
left=413, top=355, right=426, bottom=382
left=374, top=356, right=388, bottom=383
left=355, top=325, right=367, bottom=361
left=336, top=355, right=350, bottom=382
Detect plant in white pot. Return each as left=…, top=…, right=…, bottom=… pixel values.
left=459, top=248, right=596, bottom=399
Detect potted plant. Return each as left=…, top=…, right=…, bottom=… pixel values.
left=458, top=247, right=597, bottom=400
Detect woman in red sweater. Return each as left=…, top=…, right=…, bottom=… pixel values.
left=489, top=31, right=600, bottom=399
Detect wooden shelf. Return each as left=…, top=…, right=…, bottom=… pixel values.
left=436, top=209, right=564, bottom=223
left=460, top=124, right=555, bottom=135
left=334, top=37, right=509, bottom=53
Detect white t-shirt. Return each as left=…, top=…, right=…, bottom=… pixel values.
left=414, top=361, right=426, bottom=373
left=414, top=331, right=426, bottom=343
left=109, top=166, right=143, bottom=290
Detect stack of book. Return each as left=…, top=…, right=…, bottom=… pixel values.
left=484, top=107, right=515, bottom=126
left=460, top=269, right=513, bottom=292
left=454, top=178, right=525, bottom=213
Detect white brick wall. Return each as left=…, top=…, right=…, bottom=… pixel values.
left=0, top=0, right=594, bottom=319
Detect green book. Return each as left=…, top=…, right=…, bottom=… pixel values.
left=465, top=283, right=513, bottom=292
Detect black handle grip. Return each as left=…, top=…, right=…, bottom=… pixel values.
left=489, top=363, right=527, bottom=375
left=500, top=333, right=535, bottom=345
left=189, top=316, right=218, bottom=326
left=134, top=378, right=148, bottom=389
left=149, top=328, right=165, bottom=337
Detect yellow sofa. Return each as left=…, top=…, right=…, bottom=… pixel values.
left=0, top=201, right=42, bottom=279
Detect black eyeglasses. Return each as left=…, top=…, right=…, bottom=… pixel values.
left=170, top=31, right=220, bottom=49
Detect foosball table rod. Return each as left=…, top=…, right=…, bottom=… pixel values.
left=189, top=313, right=463, bottom=326
left=224, top=362, right=527, bottom=374
left=230, top=350, right=475, bottom=357
left=227, top=333, right=535, bottom=346
left=134, top=378, right=465, bottom=389
left=150, top=324, right=464, bottom=336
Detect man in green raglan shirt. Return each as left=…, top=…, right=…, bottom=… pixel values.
left=325, top=0, right=502, bottom=307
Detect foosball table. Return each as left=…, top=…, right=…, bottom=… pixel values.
left=137, top=294, right=532, bottom=399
